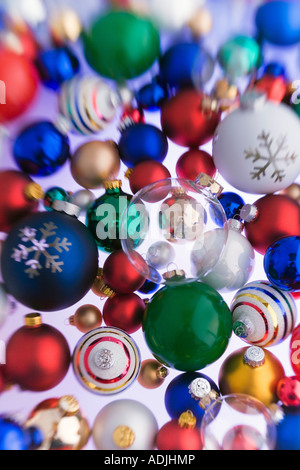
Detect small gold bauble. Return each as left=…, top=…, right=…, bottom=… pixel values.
left=188, top=8, right=213, bottom=38
left=70, top=304, right=102, bottom=333
left=113, top=425, right=135, bottom=449
left=71, top=141, right=121, bottom=189
left=138, top=359, right=169, bottom=389
left=50, top=8, right=82, bottom=44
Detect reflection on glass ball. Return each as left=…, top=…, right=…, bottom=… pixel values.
left=201, top=394, right=277, bottom=451
left=121, top=178, right=228, bottom=285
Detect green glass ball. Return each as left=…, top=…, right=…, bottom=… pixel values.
left=83, top=11, right=161, bottom=81
left=43, top=187, right=69, bottom=211
left=143, top=281, right=232, bottom=371
left=217, top=35, right=261, bottom=80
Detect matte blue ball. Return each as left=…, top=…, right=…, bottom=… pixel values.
left=118, top=123, right=168, bottom=166
left=218, top=192, right=245, bottom=220
left=164, top=372, right=220, bottom=425
left=256, top=1, right=300, bottom=46
left=36, top=47, right=80, bottom=90
left=159, top=42, right=214, bottom=89
left=264, top=236, right=300, bottom=291
left=136, top=80, right=167, bottom=111
left=13, top=121, right=70, bottom=177
left=276, top=409, right=300, bottom=450
left=0, top=418, right=28, bottom=450
left=1, top=210, right=99, bottom=311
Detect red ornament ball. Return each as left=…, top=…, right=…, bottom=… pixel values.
left=292, top=292, right=300, bottom=300
left=253, top=75, right=287, bottom=103
left=103, top=293, right=145, bottom=334
left=5, top=314, right=71, bottom=392
left=176, top=149, right=216, bottom=181
left=277, top=376, right=300, bottom=408
left=245, top=194, right=300, bottom=255
left=0, top=170, right=41, bottom=233
left=103, top=250, right=145, bottom=294
left=156, top=419, right=203, bottom=451
left=0, top=49, right=39, bottom=123
left=222, top=425, right=263, bottom=451
left=160, top=89, right=220, bottom=148
left=290, top=325, right=300, bottom=378
left=128, top=160, right=171, bottom=201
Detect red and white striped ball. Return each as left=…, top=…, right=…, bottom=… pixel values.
left=231, top=280, right=297, bottom=347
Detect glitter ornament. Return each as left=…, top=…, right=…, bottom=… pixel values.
left=231, top=281, right=297, bottom=347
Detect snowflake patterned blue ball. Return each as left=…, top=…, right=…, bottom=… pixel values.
left=1, top=210, right=99, bottom=311
left=264, top=236, right=300, bottom=292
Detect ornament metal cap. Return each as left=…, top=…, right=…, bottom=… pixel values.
left=228, top=219, right=244, bottom=233
left=178, top=410, right=197, bottom=429
left=24, top=182, right=44, bottom=202
left=113, top=425, right=135, bottom=449
left=195, top=173, right=223, bottom=196
left=244, top=346, right=265, bottom=368
left=52, top=199, right=81, bottom=218
left=240, top=91, right=267, bottom=111
left=58, top=395, right=80, bottom=416
left=103, top=180, right=122, bottom=190
left=163, top=269, right=186, bottom=282
left=25, top=313, right=42, bottom=327
left=188, top=377, right=212, bottom=399
left=239, top=204, right=258, bottom=223
left=233, top=319, right=254, bottom=339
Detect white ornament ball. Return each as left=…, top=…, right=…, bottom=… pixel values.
left=146, top=241, right=175, bottom=270
left=231, top=281, right=297, bottom=347
left=213, top=93, right=300, bottom=194
left=69, top=189, right=96, bottom=213
left=199, top=222, right=255, bottom=293
left=92, top=399, right=158, bottom=450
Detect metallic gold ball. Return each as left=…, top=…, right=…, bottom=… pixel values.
left=138, top=359, right=169, bottom=389
left=280, top=183, right=300, bottom=204
left=71, top=141, right=121, bottom=189
left=188, top=8, right=213, bottom=38
left=70, top=304, right=102, bottom=333
left=218, top=347, right=285, bottom=408
left=50, top=8, right=82, bottom=44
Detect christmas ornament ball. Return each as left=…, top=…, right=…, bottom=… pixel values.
left=0, top=49, right=39, bottom=123
left=276, top=410, right=300, bottom=450
left=264, top=236, right=300, bottom=291
left=218, top=346, right=286, bottom=407
left=213, top=95, right=300, bottom=194
left=71, top=141, right=121, bottom=189
left=103, top=293, right=145, bottom=334
left=102, top=250, right=145, bottom=294
left=231, top=281, right=297, bottom=347
left=138, top=359, right=169, bottom=389
left=290, top=324, right=300, bottom=377
left=143, top=281, right=232, bottom=371
left=0, top=417, right=42, bottom=451
left=277, top=376, right=300, bottom=408
left=176, top=149, right=216, bottom=181
left=69, top=304, right=102, bottom=334
left=1, top=208, right=99, bottom=311
left=0, top=170, right=42, bottom=233
left=256, top=0, right=300, bottom=46
left=92, top=399, right=158, bottom=450
left=156, top=415, right=203, bottom=451
left=244, top=194, right=300, bottom=255
left=128, top=160, right=171, bottom=197
left=5, top=313, right=71, bottom=392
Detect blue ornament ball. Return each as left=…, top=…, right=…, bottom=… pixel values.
left=276, top=409, right=300, bottom=450
left=159, top=42, right=215, bottom=90
left=164, top=372, right=220, bottom=425
left=0, top=417, right=43, bottom=450
left=13, top=121, right=70, bottom=177
left=264, top=62, right=286, bottom=78
left=118, top=123, right=168, bottom=167
left=264, top=236, right=300, bottom=292
left=256, top=1, right=300, bottom=46
left=1, top=209, right=99, bottom=311
left=138, top=279, right=160, bottom=295
left=136, top=80, right=167, bottom=111
left=36, top=46, right=80, bottom=90
left=218, top=192, right=245, bottom=220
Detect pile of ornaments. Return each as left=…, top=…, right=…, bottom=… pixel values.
left=0, top=0, right=300, bottom=451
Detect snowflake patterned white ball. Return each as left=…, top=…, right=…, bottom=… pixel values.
left=213, top=92, right=300, bottom=194
left=0, top=203, right=99, bottom=311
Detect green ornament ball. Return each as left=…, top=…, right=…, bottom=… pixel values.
left=217, top=35, right=261, bottom=80
left=83, top=10, right=161, bottom=81
left=143, top=281, right=232, bottom=372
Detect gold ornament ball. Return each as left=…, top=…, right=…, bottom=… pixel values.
left=188, top=8, right=213, bottom=38
left=138, top=359, right=169, bottom=389
left=71, top=141, right=121, bottom=189
left=50, top=8, right=82, bottom=44
left=218, top=347, right=285, bottom=408
left=70, top=304, right=103, bottom=333
left=280, top=183, right=300, bottom=204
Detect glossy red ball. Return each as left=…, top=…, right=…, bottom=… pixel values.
left=103, top=293, right=145, bottom=334
left=0, top=170, right=39, bottom=233
left=253, top=75, right=287, bottom=103
left=5, top=322, right=71, bottom=392
left=245, top=194, right=300, bottom=255
left=0, top=49, right=39, bottom=123
left=103, top=250, right=145, bottom=294
left=176, top=149, right=216, bottom=181
left=277, top=376, right=300, bottom=407
left=292, top=292, right=300, bottom=300
left=290, top=325, right=300, bottom=378
left=129, top=160, right=171, bottom=201
left=160, top=89, right=220, bottom=148
left=156, top=420, right=203, bottom=451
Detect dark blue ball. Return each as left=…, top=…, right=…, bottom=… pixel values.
left=264, top=62, right=286, bottom=78
left=159, top=42, right=214, bottom=90
left=36, top=47, right=80, bottom=90
left=264, top=236, right=300, bottom=291
left=118, top=123, right=168, bottom=167
left=13, top=121, right=70, bottom=177
left=256, top=1, right=300, bottom=46
left=138, top=279, right=160, bottom=295
left=1, top=210, right=99, bottom=311
left=0, top=417, right=28, bottom=450
left=164, top=372, right=220, bottom=425
left=276, top=409, right=300, bottom=450
left=136, top=80, right=167, bottom=111
left=218, top=192, right=245, bottom=220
